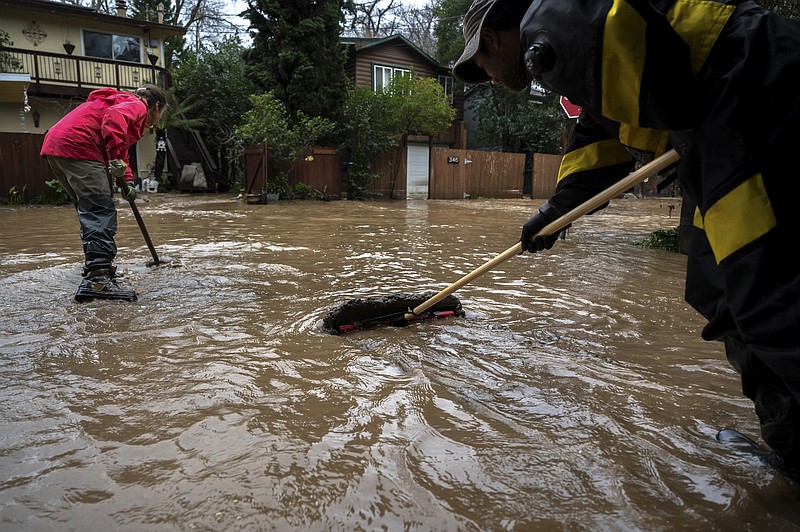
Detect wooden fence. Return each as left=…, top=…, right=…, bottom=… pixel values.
left=242, top=143, right=268, bottom=196
left=1, top=132, right=145, bottom=202
left=531, top=153, right=563, bottom=199
left=6, top=134, right=559, bottom=204
left=289, top=147, right=342, bottom=197
left=242, top=143, right=560, bottom=201
left=430, top=148, right=527, bottom=199
left=0, top=132, right=52, bottom=200
left=243, top=144, right=343, bottom=200
left=369, top=148, right=561, bottom=200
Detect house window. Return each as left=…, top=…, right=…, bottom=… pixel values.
left=373, top=64, right=410, bottom=92
left=84, top=30, right=141, bottom=63
left=438, top=75, right=454, bottom=104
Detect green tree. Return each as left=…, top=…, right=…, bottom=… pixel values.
left=338, top=86, right=397, bottom=200
left=243, top=0, right=350, bottom=128
left=433, top=0, right=471, bottom=66
left=515, top=91, right=572, bottom=154
left=236, top=92, right=336, bottom=198
left=471, top=87, right=569, bottom=154
left=382, top=73, right=455, bottom=199
left=470, top=86, right=523, bottom=152
left=172, top=37, right=257, bottom=190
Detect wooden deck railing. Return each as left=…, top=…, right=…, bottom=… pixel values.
left=0, top=46, right=168, bottom=91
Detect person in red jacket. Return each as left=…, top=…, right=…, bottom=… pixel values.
left=41, top=84, right=167, bottom=302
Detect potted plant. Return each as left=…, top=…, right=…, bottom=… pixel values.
left=63, top=40, right=75, bottom=55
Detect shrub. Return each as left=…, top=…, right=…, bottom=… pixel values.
left=635, top=227, right=679, bottom=252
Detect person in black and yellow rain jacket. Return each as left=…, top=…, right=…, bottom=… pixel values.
left=453, top=0, right=800, bottom=483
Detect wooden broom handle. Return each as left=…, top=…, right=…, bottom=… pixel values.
left=404, top=149, right=680, bottom=320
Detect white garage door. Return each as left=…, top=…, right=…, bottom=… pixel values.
left=406, top=144, right=429, bottom=199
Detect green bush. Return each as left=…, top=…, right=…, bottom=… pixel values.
left=635, top=227, right=679, bottom=252
left=269, top=172, right=291, bottom=198
left=293, top=182, right=313, bottom=199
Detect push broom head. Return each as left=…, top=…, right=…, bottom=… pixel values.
left=323, top=292, right=464, bottom=334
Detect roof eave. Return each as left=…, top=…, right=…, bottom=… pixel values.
left=2, top=0, right=188, bottom=36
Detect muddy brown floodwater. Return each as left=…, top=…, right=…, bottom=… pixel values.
left=1, top=194, right=799, bottom=531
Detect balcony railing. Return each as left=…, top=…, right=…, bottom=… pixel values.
left=0, top=46, right=168, bottom=91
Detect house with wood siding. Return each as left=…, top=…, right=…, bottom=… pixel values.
left=0, top=0, right=186, bottom=200
left=244, top=34, right=469, bottom=201
left=341, top=34, right=466, bottom=198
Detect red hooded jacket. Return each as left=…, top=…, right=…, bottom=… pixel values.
left=40, top=88, right=147, bottom=182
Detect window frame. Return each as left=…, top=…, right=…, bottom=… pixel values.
left=438, top=75, right=454, bottom=104
left=83, top=29, right=142, bottom=63
left=372, top=64, right=411, bottom=92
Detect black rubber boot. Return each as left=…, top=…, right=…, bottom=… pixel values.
left=716, top=429, right=771, bottom=458
left=75, top=267, right=137, bottom=302
left=717, top=429, right=800, bottom=484
left=765, top=452, right=800, bottom=485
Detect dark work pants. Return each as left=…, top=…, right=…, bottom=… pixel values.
left=45, top=156, right=118, bottom=275
left=686, top=225, right=800, bottom=474
left=725, top=335, right=800, bottom=470
left=76, top=195, right=118, bottom=273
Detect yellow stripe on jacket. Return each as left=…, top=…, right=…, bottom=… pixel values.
left=693, top=173, right=777, bottom=263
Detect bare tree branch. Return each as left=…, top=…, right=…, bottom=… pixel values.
left=345, top=0, right=402, bottom=37
left=396, top=2, right=437, bottom=56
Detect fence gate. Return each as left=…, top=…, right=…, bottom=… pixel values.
left=242, top=143, right=268, bottom=196
left=430, top=148, right=526, bottom=199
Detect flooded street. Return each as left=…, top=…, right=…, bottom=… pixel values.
left=1, top=193, right=798, bottom=530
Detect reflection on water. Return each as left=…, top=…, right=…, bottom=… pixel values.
left=1, top=194, right=798, bottom=530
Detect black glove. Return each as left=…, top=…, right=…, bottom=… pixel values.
left=520, top=201, right=569, bottom=253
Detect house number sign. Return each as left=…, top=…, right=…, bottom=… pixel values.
left=22, top=21, right=47, bottom=47
left=447, top=156, right=459, bottom=164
